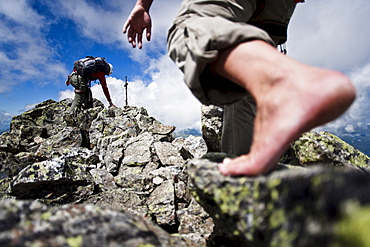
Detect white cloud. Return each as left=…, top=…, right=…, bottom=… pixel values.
left=0, top=0, right=45, bottom=29
left=0, top=0, right=69, bottom=93
left=55, top=0, right=122, bottom=44
left=344, top=125, right=355, bottom=133
left=288, top=0, right=370, bottom=72
left=58, top=89, right=74, bottom=101
left=316, top=63, right=370, bottom=134
left=23, top=103, right=39, bottom=112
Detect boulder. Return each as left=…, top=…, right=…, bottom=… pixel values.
left=201, top=104, right=223, bottom=152
left=187, top=131, right=370, bottom=246
left=0, top=199, right=194, bottom=247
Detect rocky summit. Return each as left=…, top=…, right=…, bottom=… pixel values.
left=1, top=99, right=370, bottom=247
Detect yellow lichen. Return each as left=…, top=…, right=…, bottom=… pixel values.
left=331, top=201, right=370, bottom=247
left=40, top=211, right=51, bottom=221
left=269, top=209, right=285, bottom=229
left=66, top=235, right=83, bottom=247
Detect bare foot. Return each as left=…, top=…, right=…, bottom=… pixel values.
left=213, top=42, right=356, bottom=176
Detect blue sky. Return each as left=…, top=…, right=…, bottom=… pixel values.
left=1, top=0, right=370, bottom=153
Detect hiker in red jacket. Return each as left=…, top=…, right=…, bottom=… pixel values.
left=123, top=0, right=355, bottom=176
left=66, top=58, right=116, bottom=115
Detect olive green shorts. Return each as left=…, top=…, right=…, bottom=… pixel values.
left=167, top=0, right=296, bottom=105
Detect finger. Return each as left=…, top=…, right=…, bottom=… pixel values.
left=122, top=20, right=129, bottom=34
left=127, top=28, right=135, bottom=43
left=131, top=37, right=137, bottom=48
left=146, top=24, right=152, bottom=41
left=146, top=32, right=151, bottom=42
left=137, top=32, right=143, bottom=49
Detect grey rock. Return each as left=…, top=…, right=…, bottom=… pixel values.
left=177, top=198, right=214, bottom=246
left=85, top=188, right=149, bottom=218
left=9, top=155, right=95, bottom=204
left=201, top=104, right=223, bottom=152
left=188, top=153, right=370, bottom=246
left=90, top=168, right=117, bottom=191
left=154, top=141, right=185, bottom=167
left=290, top=131, right=370, bottom=170
left=0, top=199, right=194, bottom=247
left=122, top=132, right=154, bottom=165
left=172, top=135, right=208, bottom=159
left=147, top=180, right=176, bottom=226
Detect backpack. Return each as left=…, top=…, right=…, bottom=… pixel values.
left=67, top=71, right=89, bottom=89
left=73, top=56, right=110, bottom=78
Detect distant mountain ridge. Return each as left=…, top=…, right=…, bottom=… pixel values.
left=341, top=134, right=370, bottom=156
left=174, top=128, right=201, bottom=138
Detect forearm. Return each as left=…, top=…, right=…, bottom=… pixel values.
left=100, top=81, right=113, bottom=104
left=92, top=72, right=113, bottom=104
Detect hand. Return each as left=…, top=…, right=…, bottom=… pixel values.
left=123, top=3, right=152, bottom=49
left=109, top=102, right=117, bottom=107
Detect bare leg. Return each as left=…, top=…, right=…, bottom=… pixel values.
left=210, top=40, right=356, bottom=176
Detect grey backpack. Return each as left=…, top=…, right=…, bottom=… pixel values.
left=73, top=56, right=110, bottom=78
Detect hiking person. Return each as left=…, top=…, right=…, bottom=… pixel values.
left=66, top=56, right=116, bottom=115
left=123, top=0, right=356, bottom=176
